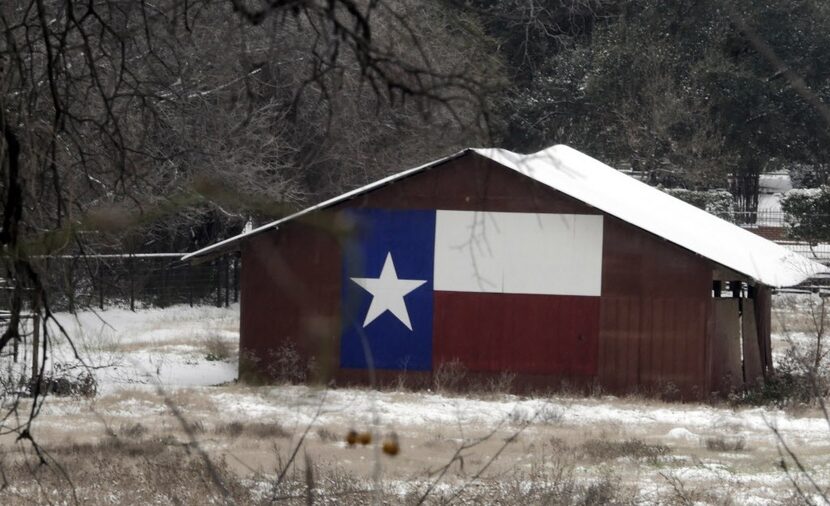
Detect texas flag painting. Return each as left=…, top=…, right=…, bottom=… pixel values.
left=340, top=208, right=604, bottom=375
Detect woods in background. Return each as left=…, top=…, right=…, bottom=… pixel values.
left=2, top=0, right=830, bottom=346
left=4, top=0, right=830, bottom=256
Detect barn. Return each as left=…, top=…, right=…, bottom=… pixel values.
left=184, top=145, right=827, bottom=399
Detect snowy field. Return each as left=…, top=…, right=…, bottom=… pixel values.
left=0, top=298, right=828, bottom=504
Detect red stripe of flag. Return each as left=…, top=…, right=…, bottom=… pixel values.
left=432, top=292, right=599, bottom=375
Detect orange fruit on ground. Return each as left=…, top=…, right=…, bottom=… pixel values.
left=357, top=431, right=372, bottom=445
left=382, top=432, right=399, bottom=456
left=346, top=429, right=358, bottom=446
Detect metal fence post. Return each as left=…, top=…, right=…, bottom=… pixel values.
left=224, top=256, right=230, bottom=308
left=32, top=291, right=40, bottom=380
left=233, top=255, right=239, bottom=303
left=188, top=268, right=194, bottom=307
left=161, top=261, right=168, bottom=308
left=129, top=255, right=135, bottom=312
left=215, top=259, right=221, bottom=308
left=98, top=262, right=105, bottom=310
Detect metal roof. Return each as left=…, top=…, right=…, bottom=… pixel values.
left=183, top=144, right=827, bottom=287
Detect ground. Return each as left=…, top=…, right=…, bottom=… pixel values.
left=0, top=296, right=828, bottom=504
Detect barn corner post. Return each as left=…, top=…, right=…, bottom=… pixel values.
left=740, top=282, right=764, bottom=388
left=753, top=284, right=773, bottom=377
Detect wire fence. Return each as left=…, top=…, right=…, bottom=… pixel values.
left=729, top=211, right=830, bottom=261
left=0, top=254, right=239, bottom=313
left=731, top=210, right=787, bottom=227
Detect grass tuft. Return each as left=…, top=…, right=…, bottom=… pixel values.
left=705, top=435, right=747, bottom=452
left=581, top=438, right=671, bottom=463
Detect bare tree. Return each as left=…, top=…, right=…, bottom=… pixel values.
left=0, top=0, right=493, bottom=452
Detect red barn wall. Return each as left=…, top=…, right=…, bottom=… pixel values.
left=239, top=152, right=714, bottom=396
left=598, top=216, right=711, bottom=397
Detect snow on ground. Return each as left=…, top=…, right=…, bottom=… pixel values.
left=27, top=301, right=826, bottom=446
left=34, top=304, right=240, bottom=393
left=1, top=300, right=829, bottom=504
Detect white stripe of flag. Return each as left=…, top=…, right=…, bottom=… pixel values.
left=433, top=211, right=603, bottom=296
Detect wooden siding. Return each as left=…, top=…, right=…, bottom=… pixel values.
left=238, top=152, right=732, bottom=397
left=597, top=216, right=710, bottom=398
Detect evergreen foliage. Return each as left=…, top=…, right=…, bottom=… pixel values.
left=781, top=187, right=830, bottom=244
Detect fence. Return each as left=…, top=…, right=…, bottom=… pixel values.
left=0, top=253, right=239, bottom=313
left=727, top=211, right=830, bottom=262
left=731, top=210, right=787, bottom=228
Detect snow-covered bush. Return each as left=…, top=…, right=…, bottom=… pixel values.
left=788, top=162, right=830, bottom=189
left=660, top=188, right=734, bottom=220
left=780, top=186, right=830, bottom=244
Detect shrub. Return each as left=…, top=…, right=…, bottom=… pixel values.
left=317, top=427, right=338, bottom=442
left=214, top=421, right=289, bottom=439
left=705, top=435, right=747, bottom=452
left=204, top=335, right=232, bottom=362
left=660, top=187, right=734, bottom=220
left=214, top=421, right=244, bottom=438
left=119, top=423, right=148, bottom=439
left=433, top=359, right=467, bottom=394
left=484, top=371, right=517, bottom=396
left=737, top=347, right=829, bottom=407
left=789, top=163, right=830, bottom=189
left=267, top=343, right=307, bottom=384
left=185, top=421, right=206, bottom=435
left=30, top=367, right=97, bottom=398
left=780, top=186, right=830, bottom=244
left=581, top=438, right=671, bottom=464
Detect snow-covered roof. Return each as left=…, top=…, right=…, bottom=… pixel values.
left=183, top=145, right=827, bottom=287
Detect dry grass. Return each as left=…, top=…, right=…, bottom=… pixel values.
left=214, top=421, right=290, bottom=439
left=204, top=334, right=234, bottom=361
left=401, top=451, right=638, bottom=505
left=433, top=359, right=467, bottom=394
left=0, top=439, right=257, bottom=505
left=0, top=441, right=642, bottom=506
left=771, top=293, right=828, bottom=335
left=118, top=422, right=148, bottom=438
left=580, top=438, right=672, bottom=464
left=3, top=293, right=825, bottom=504
left=705, top=435, right=747, bottom=452
left=316, top=427, right=338, bottom=442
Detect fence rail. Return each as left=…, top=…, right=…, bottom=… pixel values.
left=725, top=211, right=830, bottom=262
left=731, top=210, right=788, bottom=227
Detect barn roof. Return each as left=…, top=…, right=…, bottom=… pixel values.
left=183, top=144, right=827, bottom=287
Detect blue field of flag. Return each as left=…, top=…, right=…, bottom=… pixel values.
left=340, top=208, right=436, bottom=371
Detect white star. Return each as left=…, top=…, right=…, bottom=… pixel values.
left=350, top=252, right=427, bottom=330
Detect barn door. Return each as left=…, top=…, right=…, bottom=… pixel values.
left=710, top=281, right=765, bottom=394
left=710, top=298, right=742, bottom=394
left=742, top=302, right=763, bottom=386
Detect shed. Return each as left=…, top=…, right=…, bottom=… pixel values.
left=184, top=145, right=827, bottom=398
